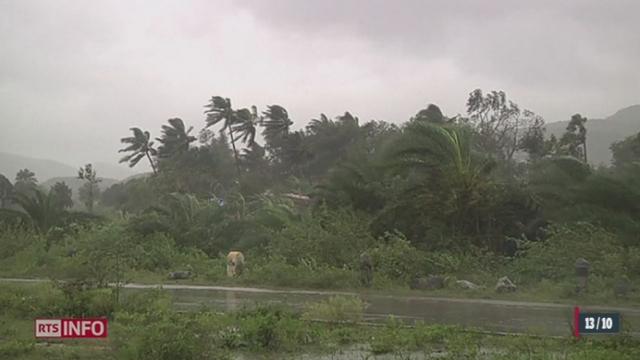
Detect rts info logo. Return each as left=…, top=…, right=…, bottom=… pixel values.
left=35, top=318, right=108, bottom=339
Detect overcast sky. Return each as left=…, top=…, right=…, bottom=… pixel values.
left=1, top=0, right=639, bottom=170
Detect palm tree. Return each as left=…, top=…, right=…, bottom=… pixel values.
left=262, top=105, right=293, bottom=144
left=156, top=118, right=197, bottom=158
left=412, top=104, right=446, bottom=124
left=389, top=122, right=495, bottom=236
left=118, top=127, right=158, bottom=174
left=12, top=189, right=62, bottom=234
left=306, top=113, right=332, bottom=135
left=204, top=96, right=241, bottom=168
left=233, top=105, right=260, bottom=147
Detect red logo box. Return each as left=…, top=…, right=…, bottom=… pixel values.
left=35, top=318, right=108, bottom=339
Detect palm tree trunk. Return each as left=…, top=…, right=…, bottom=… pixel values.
left=228, top=127, right=240, bottom=173
left=146, top=151, right=157, bottom=175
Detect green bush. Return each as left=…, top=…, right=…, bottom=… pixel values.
left=268, top=208, right=375, bottom=268
left=235, top=305, right=315, bottom=351
left=116, top=312, right=231, bottom=360
left=369, top=231, right=428, bottom=284
left=119, top=288, right=173, bottom=315
left=0, top=227, right=40, bottom=260
left=369, top=316, right=409, bottom=354
left=241, top=256, right=358, bottom=289
left=510, top=223, right=627, bottom=283
left=0, top=282, right=117, bottom=318
left=302, top=295, right=365, bottom=323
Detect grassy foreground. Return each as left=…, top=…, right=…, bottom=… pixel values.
left=1, top=283, right=639, bottom=360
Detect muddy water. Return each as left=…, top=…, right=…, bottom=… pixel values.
left=120, top=284, right=640, bottom=337
left=1, top=278, right=637, bottom=337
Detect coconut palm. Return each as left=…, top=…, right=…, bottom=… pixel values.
left=233, top=105, right=260, bottom=147
left=262, top=105, right=293, bottom=144
left=118, top=127, right=158, bottom=174
left=12, top=189, right=62, bottom=234
left=156, top=118, right=197, bottom=158
left=389, top=122, right=496, bottom=236
left=306, top=113, right=332, bottom=135
left=204, top=96, right=241, bottom=167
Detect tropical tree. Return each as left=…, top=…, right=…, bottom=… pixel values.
left=518, top=121, right=547, bottom=160
left=262, top=105, right=293, bottom=145
left=12, top=189, right=62, bottom=234
left=118, top=127, right=158, bottom=174
left=0, top=174, right=13, bottom=208
left=411, top=104, right=447, bottom=124
left=611, top=132, right=640, bottom=168
left=78, top=164, right=101, bottom=212
left=387, top=122, right=497, bottom=242
left=156, top=118, right=197, bottom=159
left=14, top=168, right=37, bottom=195
left=233, top=105, right=260, bottom=147
left=559, top=113, right=588, bottom=163
left=204, top=96, right=241, bottom=168
left=466, top=89, right=545, bottom=162
left=50, top=181, right=73, bottom=209
left=304, top=112, right=361, bottom=178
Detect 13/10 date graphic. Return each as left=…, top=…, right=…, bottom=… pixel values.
left=574, top=307, right=620, bottom=337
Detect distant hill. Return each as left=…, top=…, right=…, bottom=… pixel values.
left=545, top=105, right=640, bottom=166
left=0, top=152, right=138, bottom=182
left=0, top=152, right=76, bottom=183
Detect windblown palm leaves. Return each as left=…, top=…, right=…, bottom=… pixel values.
left=262, top=105, right=293, bottom=144
left=119, top=127, right=158, bottom=174
left=387, top=122, right=496, bottom=237
left=204, top=96, right=246, bottom=168
left=156, top=118, right=197, bottom=158
left=390, top=122, right=494, bottom=182
left=204, top=96, right=235, bottom=130
left=12, top=189, right=62, bottom=234
left=233, top=105, right=260, bottom=146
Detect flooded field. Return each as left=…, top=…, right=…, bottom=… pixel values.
left=123, top=283, right=640, bottom=337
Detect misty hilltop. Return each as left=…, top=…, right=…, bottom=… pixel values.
left=0, top=152, right=138, bottom=183
left=545, top=104, right=640, bottom=166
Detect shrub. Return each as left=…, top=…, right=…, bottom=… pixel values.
left=240, top=256, right=358, bottom=289
left=0, top=227, right=40, bottom=260
left=116, top=312, right=231, bottom=360
left=510, top=223, right=626, bottom=283
left=369, top=316, right=408, bottom=354
left=302, top=295, right=365, bottom=323
left=268, top=208, right=375, bottom=268
left=119, top=288, right=173, bottom=315
left=130, top=233, right=179, bottom=271
left=235, top=305, right=314, bottom=351
left=369, top=231, right=428, bottom=284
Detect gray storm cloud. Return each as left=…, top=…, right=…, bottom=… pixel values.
left=1, top=0, right=638, bottom=169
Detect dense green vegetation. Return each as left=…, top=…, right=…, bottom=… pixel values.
left=1, top=283, right=639, bottom=360
left=0, top=90, right=639, bottom=357
left=1, top=89, right=638, bottom=299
